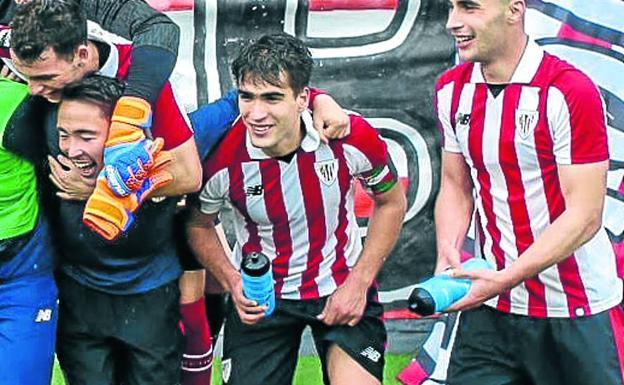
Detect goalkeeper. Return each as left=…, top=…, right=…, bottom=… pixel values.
left=49, top=74, right=197, bottom=384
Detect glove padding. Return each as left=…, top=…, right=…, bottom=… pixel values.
left=83, top=150, right=174, bottom=241
left=103, top=96, right=158, bottom=197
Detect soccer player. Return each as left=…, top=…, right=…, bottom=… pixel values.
left=187, top=33, right=407, bottom=385
left=435, top=1, right=624, bottom=384
left=52, top=74, right=197, bottom=384
left=1, top=1, right=182, bottom=384
left=2, top=0, right=185, bottom=197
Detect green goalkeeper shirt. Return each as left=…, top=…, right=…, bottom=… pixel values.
left=0, top=78, right=38, bottom=240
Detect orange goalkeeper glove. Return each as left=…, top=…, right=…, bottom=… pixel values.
left=103, top=96, right=160, bottom=197
left=83, top=147, right=173, bottom=241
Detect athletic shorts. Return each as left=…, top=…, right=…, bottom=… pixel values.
left=221, top=290, right=386, bottom=385
left=0, top=220, right=58, bottom=385
left=448, top=305, right=624, bottom=385
left=56, top=274, right=184, bottom=385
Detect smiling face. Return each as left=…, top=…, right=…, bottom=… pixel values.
left=57, top=99, right=109, bottom=180
left=10, top=46, right=90, bottom=103
left=238, top=72, right=309, bottom=157
left=446, top=0, right=511, bottom=64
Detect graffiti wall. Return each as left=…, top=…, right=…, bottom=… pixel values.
left=153, top=0, right=624, bottom=313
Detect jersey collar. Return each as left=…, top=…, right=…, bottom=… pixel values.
left=470, top=38, right=544, bottom=84
left=87, top=21, right=119, bottom=78
left=246, top=109, right=321, bottom=160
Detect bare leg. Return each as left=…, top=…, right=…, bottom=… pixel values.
left=326, top=344, right=381, bottom=385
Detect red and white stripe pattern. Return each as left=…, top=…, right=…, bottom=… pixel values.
left=199, top=111, right=395, bottom=300
left=436, top=40, right=622, bottom=318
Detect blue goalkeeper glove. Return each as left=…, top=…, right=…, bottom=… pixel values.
left=103, top=96, right=159, bottom=197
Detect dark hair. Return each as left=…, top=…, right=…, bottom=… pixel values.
left=231, top=33, right=314, bottom=95
left=60, top=75, right=124, bottom=117
left=11, top=0, right=87, bottom=64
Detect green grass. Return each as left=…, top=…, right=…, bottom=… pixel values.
left=52, top=354, right=412, bottom=385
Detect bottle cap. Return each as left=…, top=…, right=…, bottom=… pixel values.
left=408, top=287, right=436, bottom=316
left=241, top=252, right=271, bottom=277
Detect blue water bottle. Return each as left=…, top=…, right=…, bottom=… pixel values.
left=241, top=252, right=276, bottom=317
left=408, top=258, right=494, bottom=316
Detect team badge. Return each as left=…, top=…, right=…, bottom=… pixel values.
left=515, top=109, right=539, bottom=139
left=222, top=358, right=232, bottom=383
left=314, top=159, right=338, bottom=186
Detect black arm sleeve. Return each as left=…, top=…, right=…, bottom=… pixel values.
left=80, top=0, right=179, bottom=105
left=0, top=0, right=15, bottom=24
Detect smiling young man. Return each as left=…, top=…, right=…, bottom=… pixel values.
left=434, top=1, right=624, bottom=384
left=4, top=0, right=189, bottom=204
left=187, top=33, right=406, bottom=385
left=50, top=74, right=198, bottom=385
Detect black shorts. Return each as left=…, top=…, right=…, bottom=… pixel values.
left=56, top=274, right=184, bottom=385
left=448, top=305, right=624, bottom=385
left=220, top=290, right=386, bottom=385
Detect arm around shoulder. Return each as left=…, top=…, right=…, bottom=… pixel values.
left=152, top=137, right=202, bottom=197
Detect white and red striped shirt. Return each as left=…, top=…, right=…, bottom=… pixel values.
left=199, top=111, right=396, bottom=300
left=436, top=39, right=622, bottom=318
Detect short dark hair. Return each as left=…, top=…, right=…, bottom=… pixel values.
left=60, top=75, right=124, bottom=117
left=11, top=0, right=87, bottom=64
left=231, top=33, right=314, bottom=95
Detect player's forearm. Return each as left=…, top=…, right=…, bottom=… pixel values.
left=151, top=138, right=202, bottom=197
left=82, top=0, right=179, bottom=54
left=187, top=220, right=240, bottom=293
left=434, top=177, right=474, bottom=265
left=348, top=185, right=406, bottom=288
left=501, top=206, right=603, bottom=289
left=82, top=0, right=179, bottom=104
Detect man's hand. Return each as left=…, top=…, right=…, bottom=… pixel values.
left=444, top=268, right=510, bottom=312
left=435, top=241, right=462, bottom=274
left=103, top=96, right=157, bottom=196
left=0, top=63, right=21, bottom=82
left=312, top=94, right=350, bottom=143
left=317, top=277, right=368, bottom=326
left=48, top=155, right=96, bottom=201
left=83, top=150, right=173, bottom=241
left=229, top=275, right=267, bottom=325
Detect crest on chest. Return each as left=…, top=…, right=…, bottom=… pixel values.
left=515, top=109, right=539, bottom=139
left=314, top=159, right=338, bottom=186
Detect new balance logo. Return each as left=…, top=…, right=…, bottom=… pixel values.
left=245, top=185, right=263, bottom=196
left=456, top=112, right=471, bottom=126
left=35, top=309, right=53, bottom=323
left=360, top=346, right=381, bottom=363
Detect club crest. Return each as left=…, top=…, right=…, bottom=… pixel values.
left=515, top=109, right=538, bottom=139
left=314, top=159, right=338, bottom=186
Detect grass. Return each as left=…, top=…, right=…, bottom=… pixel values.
left=52, top=353, right=412, bottom=385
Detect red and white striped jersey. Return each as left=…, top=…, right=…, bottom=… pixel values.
left=435, top=39, right=622, bottom=318
left=199, top=111, right=397, bottom=300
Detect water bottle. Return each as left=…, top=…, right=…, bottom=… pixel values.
left=241, top=251, right=276, bottom=317
left=408, top=258, right=494, bottom=316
